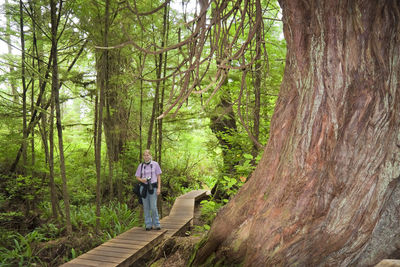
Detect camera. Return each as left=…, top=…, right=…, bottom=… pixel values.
left=146, top=177, right=153, bottom=191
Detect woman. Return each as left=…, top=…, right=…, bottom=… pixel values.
left=135, top=150, right=162, bottom=231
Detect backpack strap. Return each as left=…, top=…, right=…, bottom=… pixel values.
left=141, top=162, right=153, bottom=179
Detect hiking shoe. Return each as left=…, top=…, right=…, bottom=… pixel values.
left=146, top=227, right=151, bottom=231
left=155, top=227, right=161, bottom=230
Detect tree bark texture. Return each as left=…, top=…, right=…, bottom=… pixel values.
left=195, top=1, right=400, bottom=266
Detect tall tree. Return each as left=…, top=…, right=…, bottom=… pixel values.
left=19, top=0, right=27, bottom=172
left=50, top=0, right=72, bottom=234
left=194, top=0, right=400, bottom=266
left=5, top=0, right=18, bottom=104
left=94, top=0, right=110, bottom=229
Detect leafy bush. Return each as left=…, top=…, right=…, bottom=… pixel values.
left=0, top=200, right=142, bottom=266
left=198, top=199, right=223, bottom=231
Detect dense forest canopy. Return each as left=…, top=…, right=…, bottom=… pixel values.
left=0, top=0, right=285, bottom=265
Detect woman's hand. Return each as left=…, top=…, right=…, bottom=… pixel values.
left=157, top=188, right=161, bottom=195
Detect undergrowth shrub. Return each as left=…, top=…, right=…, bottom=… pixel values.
left=0, top=201, right=141, bottom=266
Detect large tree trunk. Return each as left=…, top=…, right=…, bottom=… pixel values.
left=194, top=1, right=400, bottom=266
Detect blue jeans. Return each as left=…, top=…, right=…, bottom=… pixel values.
left=140, top=185, right=160, bottom=228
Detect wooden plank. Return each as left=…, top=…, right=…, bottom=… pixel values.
left=92, top=245, right=137, bottom=254
left=120, top=228, right=162, bottom=235
left=163, top=217, right=192, bottom=223
left=122, top=227, right=161, bottom=235
left=170, top=207, right=194, bottom=213
left=61, top=257, right=116, bottom=267
left=116, top=234, right=160, bottom=241
left=106, top=238, right=150, bottom=246
left=170, top=207, right=194, bottom=212
left=170, top=203, right=193, bottom=208
left=161, top=219, right=192, bottom=225
left=79, top=253, right=125, bottom=264
left=86, top=248, right=138, bottom=258
left=169, top=212, right=193, bottom=216
left=59, top=263, right=91, bottom=267
left=173, top=198, right=195, bottom=204
left=179, top=190, right=207, bottom=199
left=171, top=205, right=194, bottom=209
left=160, top=218, right=191, bottom=223
left=114, top=233, right=159, bottom=242
left=161, top=221, right=190, bottom=227
left=170, top=199, right=194, bottom=206
left=171, top=213, right=193, bottom=217
left=171, top=203, right=193, bottom=208
left=101, top=241, right=146, bottom=250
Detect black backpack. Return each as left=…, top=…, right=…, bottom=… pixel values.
left=133, top=182, right=142, bottom=205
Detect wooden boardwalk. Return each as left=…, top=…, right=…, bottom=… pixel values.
left=61, top=189, right=208, bottom=267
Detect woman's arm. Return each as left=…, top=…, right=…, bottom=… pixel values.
left=136, top=176, right=146, bottom=183
left=157, top=175, right=161, bottom=195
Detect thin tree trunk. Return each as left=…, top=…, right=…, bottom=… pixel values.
left=31, top=51, right=35, bottom=168
left=19, top=0, right=28, bottom=172
left=139, top=68, right=143, bottom=161
left=108, top=156, right=113, bottom=200
left=194, top=1, right=400, bottom=266
left=146, top=60, right=161, bottom=150
left=157, top=2, right=169, bottom=165
left=251, top=20, right=262, bottom=159
left=95, top=0, right=110, bottom=230
left=5, top=0, right=18, bottom=103
left=48, top=86, right=58, bottom=219
left=50, top=0, right=71, bottom=234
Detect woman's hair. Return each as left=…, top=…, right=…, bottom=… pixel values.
left=144, top=149, right=152, bottom=156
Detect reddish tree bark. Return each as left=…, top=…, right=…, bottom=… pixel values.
left=194, top=0, right=400, bottom=266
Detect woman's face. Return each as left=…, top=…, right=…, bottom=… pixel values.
left=143, top=152, right=151, bottom=163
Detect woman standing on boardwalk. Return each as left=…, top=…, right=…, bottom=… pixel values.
left=135, top=150, right=162, bottom=231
